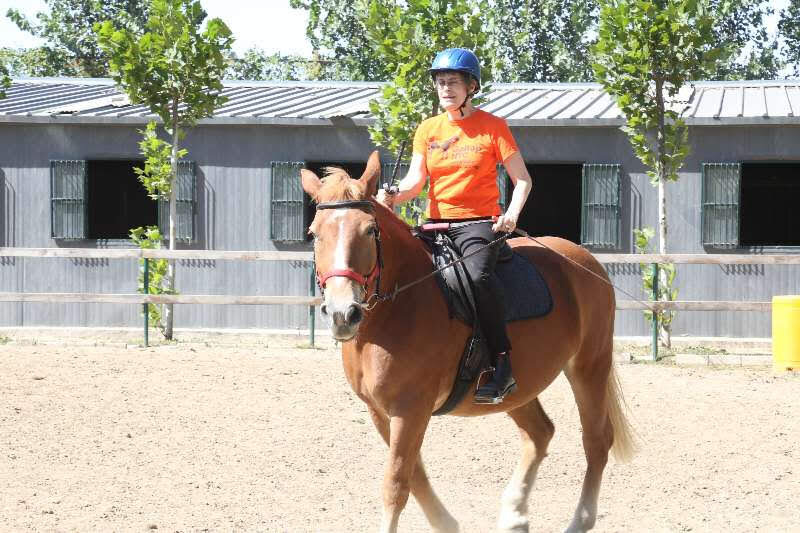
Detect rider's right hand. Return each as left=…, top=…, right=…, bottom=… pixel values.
left=377, top=185, right=398, bottom=208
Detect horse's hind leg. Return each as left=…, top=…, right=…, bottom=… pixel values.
left=563, top=347, right=615, bottom=533
left=498, top=398, right=555, bottom=533
left=367, top=406, right=459, bottom=533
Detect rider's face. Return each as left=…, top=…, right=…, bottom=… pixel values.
left=435, top=73, right=474, bottom=111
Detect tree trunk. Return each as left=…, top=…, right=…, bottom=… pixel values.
left=164, top=101, right=179, bottom=340
left=655, top=77, right=671, bottom=348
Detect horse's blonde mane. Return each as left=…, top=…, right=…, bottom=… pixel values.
left=316, top=167, right=364, bottom=202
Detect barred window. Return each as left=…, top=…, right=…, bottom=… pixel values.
left=270, top=161, right=307, bottom=242
left=50, top=160, right=87, bottom=240
left=581, top=163, right=621, bottom=249
left=701, top=162, right=740, bottom=248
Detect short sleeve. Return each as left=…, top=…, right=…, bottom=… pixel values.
left=413, top=121, right=428, bottom=155
left=494, top=118, right=519, bottom=163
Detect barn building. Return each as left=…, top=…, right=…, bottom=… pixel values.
left=1, top=77, right=798, bottom=337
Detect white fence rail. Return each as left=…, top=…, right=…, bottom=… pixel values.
left=2, top=248, right=799, bottom=348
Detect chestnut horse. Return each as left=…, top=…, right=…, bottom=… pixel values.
left=300, top=151, right=634, bottom=533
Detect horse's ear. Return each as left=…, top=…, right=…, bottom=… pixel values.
left=300, top=168, right=322, bottom=201
left=359, top=151, right=381, bottom=197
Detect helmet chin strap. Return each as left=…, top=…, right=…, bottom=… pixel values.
left=459, top=90, right=474, bottom=117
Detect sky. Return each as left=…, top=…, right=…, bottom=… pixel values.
left=0, top=0, right=312, bottom=56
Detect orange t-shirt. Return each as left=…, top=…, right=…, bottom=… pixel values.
left=413, top=109, right=519, bottom=219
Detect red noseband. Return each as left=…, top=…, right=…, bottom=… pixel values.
left=317, top=263, right=380, bottom=291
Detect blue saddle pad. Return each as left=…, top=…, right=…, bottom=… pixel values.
left=495, top=252, right=553, bottom=322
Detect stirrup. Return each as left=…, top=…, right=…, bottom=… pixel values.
left=474, top=381, right=517, bottom=405
left=474, top=368, right=517, bottom=405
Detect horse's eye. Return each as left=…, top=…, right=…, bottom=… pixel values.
left=367, top=226, right=378, bottom=236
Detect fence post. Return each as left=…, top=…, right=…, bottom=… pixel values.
left=309, top=261, right=316, bottom=348
left=652, top=262, right=659, bottom=361
left=143, top=258, right=150, bottom=348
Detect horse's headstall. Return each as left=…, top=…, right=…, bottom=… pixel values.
left=316, top=200, right=375, bottom=212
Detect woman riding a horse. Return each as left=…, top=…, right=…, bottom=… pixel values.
left=377, top=48, right=534, bottom=404
left=300, top=48, right=633, bottom=533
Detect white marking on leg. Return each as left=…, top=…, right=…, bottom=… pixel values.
left=497, top=454, right=544, bottom=531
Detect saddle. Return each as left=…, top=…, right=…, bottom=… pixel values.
left=415, top=222, right=553, bottom=416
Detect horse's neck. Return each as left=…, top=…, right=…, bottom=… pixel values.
left=374, top=209, right=431, bottom=293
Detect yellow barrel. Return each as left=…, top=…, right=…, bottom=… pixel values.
left=772, top=295, right=800, bottom=372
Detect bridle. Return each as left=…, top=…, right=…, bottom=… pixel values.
left=314, top=200, right=385, bottom=307
left=313, top=201, right=661, bottom=316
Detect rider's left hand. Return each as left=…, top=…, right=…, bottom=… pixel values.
left=492, top=212, right=518, bottom=233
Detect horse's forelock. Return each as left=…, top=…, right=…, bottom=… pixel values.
left=317, top=167, right=363, bottom=202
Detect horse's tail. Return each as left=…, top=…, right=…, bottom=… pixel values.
left=606, top=363, right=636, bottom=462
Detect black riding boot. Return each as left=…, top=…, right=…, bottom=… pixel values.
left=474, top=351, right=517, bottom=404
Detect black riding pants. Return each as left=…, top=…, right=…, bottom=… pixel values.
left=446, top=220, right=511, bottom=354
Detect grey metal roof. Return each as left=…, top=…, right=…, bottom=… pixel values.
left=2, top=77, right=800, bottom=127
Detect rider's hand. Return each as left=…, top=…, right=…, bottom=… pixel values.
left=377, top=185, right=398, bottom=208
left=492, top=212, right=518, bottom=233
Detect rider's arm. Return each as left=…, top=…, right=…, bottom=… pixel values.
left=502, top=151, right=532, bottom=220
left=378, top=152, right=427, bottom=207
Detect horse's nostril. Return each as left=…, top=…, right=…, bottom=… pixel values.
left=320, top=303, right=328, bottom=316
left=345, top=304, right=363, bottom=325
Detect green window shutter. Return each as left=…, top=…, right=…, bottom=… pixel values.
left=701, top=162, right=740, bottom=247
left=270, top=161, right=306, bottom=242
left=50, top=160, right=87, bottom=240
left=158, top=161, right=196, bottom=243
left=581, top=163, right=621, bottom=249
left=496, top=164, right=510, bottom=211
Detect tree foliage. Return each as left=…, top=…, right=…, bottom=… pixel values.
left=707, top=0, right=781, bottom=80
left=130, top=225, right=173, bottom=335
left=0, top=62, right=9, bottom=99
left=593, top=0, right=721, bottom=188
left=486, top=0, right=598, bottom=82
left=634, top=227, right=677, bottom=348
left=779, top=0, right=800, bottom=77
left=289, top=0, right=387, bottom=81
left=134, top=121, right=186, bottom=200
left=96, top=0, right=232, bottom=339
left=96, top=0, right=232, bottom=129
left=226, top=47, right=307, bottom=81
left=366, top=0, right=490, bottom=159
left=6, top=0, right=150, bottom=77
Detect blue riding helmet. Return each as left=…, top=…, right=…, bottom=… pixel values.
left=430, top=48, right=481, bottom=91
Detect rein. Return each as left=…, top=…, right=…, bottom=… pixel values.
left=314, top=200, right=658, bottom=314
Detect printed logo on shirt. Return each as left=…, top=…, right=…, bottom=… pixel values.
left=427, top=135, right=459, bottom=153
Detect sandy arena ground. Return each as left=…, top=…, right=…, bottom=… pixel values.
left=1, top=332, right=798, bottom=532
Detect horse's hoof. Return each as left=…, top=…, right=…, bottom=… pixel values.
left=497, top=511, right=529, bottom=532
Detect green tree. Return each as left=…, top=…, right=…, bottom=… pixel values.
left=486, top=0, right=599, bottom=82
left=6, top=0, right=150, bottom=77
left=289, top=0, right=388, bottom=81
left=0, top=62, right=9, bottom=98
left=366, top=0, right=490, bottom=161
left=227, top=47, right=306, bottom=80
left=634, top=227, right=677, bottom=349
left=96, top=0, right=232, bottom=339
left=0, top=46, right=67, bottom=77
left=708, top=0, right=781, bottom=80
left=593, top=0, right=722, bottom=347
left=780, top=0, right=800, bottom=77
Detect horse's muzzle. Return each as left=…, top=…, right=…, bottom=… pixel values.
left=320, top=301, right=364, bottom=340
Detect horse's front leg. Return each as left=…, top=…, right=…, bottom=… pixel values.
left=378, top=406, right=435, bottom=533
left=368, top=407, right=459, bottom=533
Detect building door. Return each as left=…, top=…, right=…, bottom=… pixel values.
left=515, top=164, right=582, bottom=243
